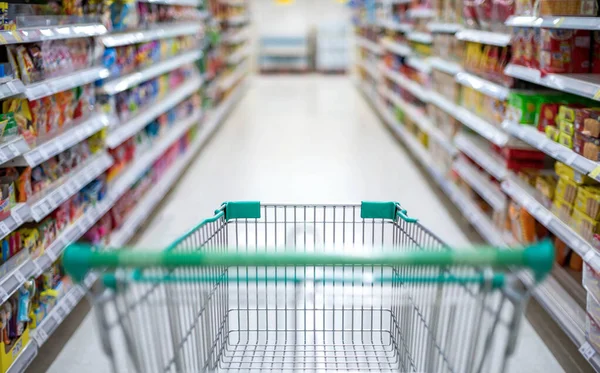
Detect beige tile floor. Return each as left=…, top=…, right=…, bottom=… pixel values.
left=35, top=75, right=563, bottom=372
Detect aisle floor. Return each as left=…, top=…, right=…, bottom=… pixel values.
left=41, top=75, right=562, bottom=372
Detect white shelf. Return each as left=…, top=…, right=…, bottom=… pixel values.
left=381, top=86, right=456, bottom=156
left=25, top=66, right=110, bottom=101
left=138, top=0, right=201, bottom=5
left=429, top=91, right=509, bottom=147
left=29, top=152, right=114, bottom=222
left=374, top=97, right=506, bottom=246
left=405, top=56, right=431, bottom=74
left=407, top=8, right=435, bottom=19
left=506, top=15, right=600, bottom=30
left=223, top=26, right=251, bottom=44
left=454, top=133, right=507, bottom=181
left=378, top=19, right=412, bottom=33
left=380, top=38, right=411, bottom=56
left=5, top=114, right=110, bottom=168
left=380, top=64, right=428, bottom=102
left=427, top=22, right=463, bottom=33
left=355, top=36, right=383, bottom=55
left=453, top=158, right=506, bottom=211
left=0, top=23, right=107, bottom=45
left=109, top=81, right=246, bottom=247
left=0, top=256, right=38, bottom=304
left=5, top=340, right=37, bottom=373
left=456, top=71, right=509, bottom=101
left=502, top=120, right=599, bottom=179
left=219, top=62, right=248, bottom=91
left=101, top=22, right=202, bottom=47
left=0, top=80, right=25, bottom=100
left=456, top=29, right=511, bottom=47
left=0, top=204, right=30, bottom=241
left=106, top=76, right=203, bottom=148
left=407, top=31, right=433, bottom=44
left=0, top=136, right=32, bottom=165
left=429, top=57, right=462, bottom=76
left=505, top=63, right=600, bottom=102
left=100, top=50, right=202, bottom=95
left=227, top=45, right=251, bottom=64
left=227, top=14, right=249, bottom=26
left=358, top=60, right=380, bottom=80
left=501, top=176, right=600, bottom=273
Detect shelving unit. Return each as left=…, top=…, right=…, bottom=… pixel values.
left=0, top=2, right=250, bottom=371
left=354, top=2, right=600, bottom=370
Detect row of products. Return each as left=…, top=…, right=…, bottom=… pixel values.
left=506, top=91, right=600, bottom=161
left=512, top=28, right=600, bottom=74
left=0, top=136, right=102, bottom=211
left=111, top=1, right=205, bottom=32
left=0, top=84, right=94, bottom=146
left=103, top=35, right=198, bottom=76
left=0, top=170, right=105, bottom=265
left=107, top=93, right=200, bottom=182
left=98, top=66, right=195, bottom=123
left=209, top=1, right=246, bottom=20
left=86, top=127, right=195, bottom=245
left=464, top=41, right=512, bottom=87
left=5, top=37, right=99, bottom=84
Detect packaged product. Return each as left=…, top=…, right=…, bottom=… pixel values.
left=558, top=131, right=574, bottom=149
left=538, top=0, right=598, bottom=16
left=575, top=186, right=600, bottom=219
left=554, top=237, right=570, bottom=266
left=556, top=162, right=596, bottom=184
left=582, top=135, right=600, bottom=161
left=536, top=175, right=557, bottom=208
left=2, top=98, right=35, bottom=145
left=545, top=125, right=559, bottom=141
left=553, top=197, right=574, bottom=222
left=573, top=208, right=600, bottom=242
left=555, top=176, right=579, bottom=204
left=540, top=29, right=591, bottom=74
left=537, top=102, right=561, bottom=132
left=593, top=31, right=600, bottom=74
left=507, top=91, right=539, bottom=124
left=576, top=108, right=600, bottom=137
left=559, top=121, right=574, bottom=137
left=508, top=200, right=537, bottom=243
left=570, top=252, right=584, bottom=271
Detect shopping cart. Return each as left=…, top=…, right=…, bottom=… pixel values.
left=63, top=201, right=553, bottom=373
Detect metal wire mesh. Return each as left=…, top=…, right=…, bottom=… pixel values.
left=93, top=204, right=525, bottom=373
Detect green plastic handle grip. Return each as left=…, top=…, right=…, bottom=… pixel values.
left=63, top=240, right=554, bottom=284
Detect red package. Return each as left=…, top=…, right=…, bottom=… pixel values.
left=593, top=31, right=600, bottom=74
left=501, top=147, right=547, bottom=160
left=540, top=28, right=591, bottom=74
left=537, top=102, right=561, bottom=132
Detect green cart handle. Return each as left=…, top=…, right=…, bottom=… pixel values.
left=63, top=240, right=554, bottom=284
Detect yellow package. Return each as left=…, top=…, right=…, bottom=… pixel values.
left=545, top=125, right=560, bottom=141
left=536, top=176, right=557, bottom=207
left=558, top=132, right=573, bottom=149
left=555, top=176, right=579, bottom=204
left=553, top=197, right=574, bottom=222
left=558, top=105, right=578, bottom=123
left=575, top=186, right=600, bottom=220
left=559, top=119, right=575, bottom=136
left=555, top=162, right=596, bottom=185
left=572, top=208, right=600, bottom=242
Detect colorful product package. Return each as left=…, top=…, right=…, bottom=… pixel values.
left=573, top=208, right=600, bottom=242
left=555, top=176, right=579, bottom=204
left=540, top=28, right=592, bottom=74
left=575, top=186, right=600, bottom=220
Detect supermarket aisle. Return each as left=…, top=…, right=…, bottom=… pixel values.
left=41, top=75, right=561, bottom=372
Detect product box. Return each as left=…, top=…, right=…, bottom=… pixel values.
left=539, top=0, right=598, bottom=16
left=0, top=328, right=29, bottom=373
left=575, top=186, right=600, bottom=220
left=576, top=108, right=600, bottom=137
left=540, top=28, right=591, bottom=73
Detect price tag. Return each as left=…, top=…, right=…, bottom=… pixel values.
left=36, top=329, right=48, bottom=344
left=7, top=143, right=18, bottom=155
left=32, top=261, right=43, bottom=276
left=14, top=271, right=25, bottom=283
left=11, top=212, right=23, bottom=225
left=47, top=249, right=57, bottom=262
left=5, top=81, right=16, bottom=94
left=38, top=147, right=49, bottom=160
left=579, top=342, right=597, bottom=360
left=584, top=250, right=596, bottom=263
left=590, top=166, right=600, bottom=180
left=0, top=151, right=7, bottom=164
left=0, top=222, right=9, bottom=236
